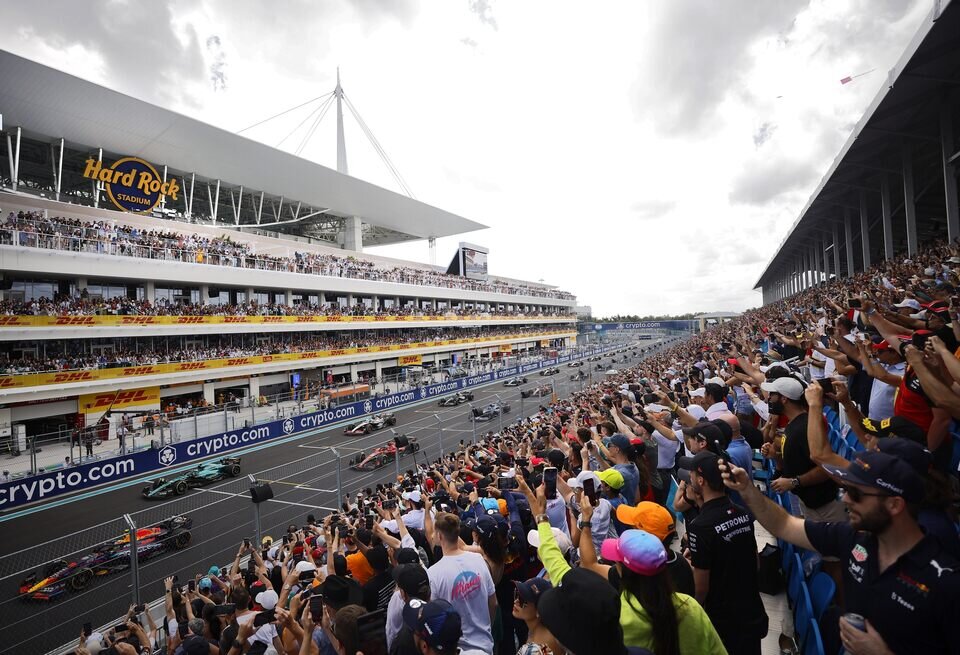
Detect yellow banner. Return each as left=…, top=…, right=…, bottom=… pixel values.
left=0, top=315, right=573, bottom=328
left=398, top=354, right=423, bottom=366
left=540, top=340, right=550, bottom=347
left=0, top=331, right=574, bottom=390
left=79, top=386, right=161, bottom=415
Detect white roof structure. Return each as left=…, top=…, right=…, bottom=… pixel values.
left=0, top=50, right=486, bottom=248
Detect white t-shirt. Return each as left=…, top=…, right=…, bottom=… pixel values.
left=428, top=551, right=496, bottom=654
left=868, top=361, right=906, bottom=421
left=385, top=588, right=405, bottom=650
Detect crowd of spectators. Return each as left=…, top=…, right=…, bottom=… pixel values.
left=1, top=211, right=575, bottom=300
left=0, top=294, right=573, bottom=320
left=0, top=326, right=564, bottom=375
left=71, top=238, right=960, bottom=655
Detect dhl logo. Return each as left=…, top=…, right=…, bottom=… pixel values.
left=224, top=317, right=248, bottom=323
left=0, top=316, right=28, bottom=326
left=52, top=372, right=95, bottom=383
left=55, top=317, right=95, bottom=325
left=89, top=390, right=152, bottom=408
left=261, top=356, right=274, bottom=362
left=0, top=378, right=19, bottom=388
left=176, top=317, right=204, bottom=324
left=296, top=316, right=316, bottom=322
left=120, top=317, right=159, bottom=325
left=328, top=349, right=346, bottom=356
left=122, top=366, right=156, bottom=376
left=262, top=316, right=283, bottom=323
left=302, top=352, right=321, bottom=358
left=227, top=358, right=252, bottom=366
left=177, top=362, right=206, bottom=371
left=357, top=347, right=370, bottom=353
left=328, top=316, right=344, bottom=322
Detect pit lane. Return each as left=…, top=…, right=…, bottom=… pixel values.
left=0, top=341, right=672, bottom=654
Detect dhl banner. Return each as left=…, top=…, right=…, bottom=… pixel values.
left=540, top=340, right=550, bottom=347
left=0, top=315, right=573, bottom=328
left=398, top=354, right=422, bottom=366
left=79, top=386, right=161, bottom=421
left=0, top=331, right=574, bottom=390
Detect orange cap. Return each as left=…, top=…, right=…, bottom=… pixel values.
left=615, top=502, right=676, bottom=541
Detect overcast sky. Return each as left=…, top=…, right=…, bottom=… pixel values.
left=2, top=0, right=932, bottom=316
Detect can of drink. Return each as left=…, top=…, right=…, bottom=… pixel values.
left=842, top=613, right=866, bottom=632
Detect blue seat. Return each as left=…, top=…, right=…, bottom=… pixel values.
left=795, top=580, right=814, bottom=646
left=800, top=549, right=822, bottom=580
left=803, top=617, right=825, bottom=655
left=809, top=571, right=836, bottom=621
left=782, top=541, right=795, bottom=577
left=787, top=553, right=803, bottom=605
left=845, top=429, right=864, bottom=452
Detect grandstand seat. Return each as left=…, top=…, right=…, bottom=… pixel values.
left=846, top=428, right=865, bottom=453
left=822, top=406, right=840, bottom=433
left=800, top=548, right=822, bottom=580
left=803, top=617, right=825, bottom=655
left=782, top=541, right=795, bottom=576
left=795, top=580, right=814, bottom=646
left=809, top=572, right=836, bottom=621
left=787, top=553, right=804, bottom=605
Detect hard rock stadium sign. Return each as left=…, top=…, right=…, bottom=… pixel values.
left=83, top=157, right=181, bottom=214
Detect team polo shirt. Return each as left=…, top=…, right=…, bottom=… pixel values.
left=686, top=497, right=768, bottom=641
left=805, top=520, right=960, bottom=655
left=894, top=367, right=933, bottom=432
left=779, top=413, right=837, bottom=509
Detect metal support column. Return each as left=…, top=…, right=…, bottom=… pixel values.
left=495, top=394, right=505, bottom=434
left=902, top=143, right=918, bottom=256
left=832, top=222, right=841, bottom=279
left=814, top=241, right=822, bottom=286
left=433, top=414, right=444, bottom=457
left=881, top=177, right=894, bottom=261
left=859, top=191, right=871, bottom=270
left=94, top=148, right=102, bottom=208
left=248, top=475, right=262, bottom=546
left=941, top=99, right=960, bottom=242
left=468, top=403, right=477, bottom=445
left=845, top=209, right=855, bottom=277
left=124, top=514, right=141, bottom=606
left=55, top=138, right=64, bottom=201
left=331, top=448, right=343, bottom=505
left=7, top=127, right=21, bottom=193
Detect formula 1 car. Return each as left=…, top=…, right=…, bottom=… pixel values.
left=539, top=367, right=560, bottom=376
left=587, top=356, right=603, bottom=362
left=437, top=391, right=474, bottom=407
left=142, top=457, right=242, bottom=499
left=19, top=515, right=193, bottom=600
left=471, top=401, right=511, bottom=421
left=502, top=376, right=528, bottom=387
left=566, top=361, right=583, bottom=368
left=348, top=439, right=420, bottom=471
left=343, top=413, right=397, bottom=435
left=570, top=370, right=587, bottom=381
left=521, top=385, right=553, bottom=399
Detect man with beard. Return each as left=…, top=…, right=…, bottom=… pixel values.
left=721, top=451, right=960, bottom=655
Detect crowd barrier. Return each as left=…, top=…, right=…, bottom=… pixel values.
left=0, top=345, right=616, bottom=510
left=0, top=329, right=574, bottom=390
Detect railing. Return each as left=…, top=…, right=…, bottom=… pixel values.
left=0, top=219, right=575, bottom=300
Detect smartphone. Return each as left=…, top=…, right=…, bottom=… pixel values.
left=582, top=476, right=599, bottom=507
left=309, top=594, right=324, bottom=622
left=213, top=603, right=236, bottom=616
left=253, top=610, right=276, bottom=628
left=382, top=499, right=397, bottom=510
left=641, top=393, right=658, bottom=405
left=544, top=467, right=558, bottom=500
left=299, top=570, right=315, bottom=583
left=282, top=535, right=289, bottom=545
left=83, top=622, right=93, bottom=638
left=134, top=604, right=146, bottom=613
left=912, top=331, right=931, bottom=350
left=243, top=538, right=251, bottom=549
left=849, top=299, right=862, bottom=309
left=188, top=579, right=196, bottom=593
left=817, top=378, right=835, bottom=393
left=365, top=514, right=374, bottom=530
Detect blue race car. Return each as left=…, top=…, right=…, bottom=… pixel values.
left=142, top=457, right=241, bottom=499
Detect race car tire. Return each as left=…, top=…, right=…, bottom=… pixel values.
left=68, top=567, right=93, bottom=592
left=174, top=480, right=188, bottom=496
left=228, top=464, right=241, bottom=477
left=412, top=443, right=420, bottom=452
left=43, top=560, right=69, bottom=577
left=387, top=417, right=396, bottom=426
left=364, top=425, right=371, bottom=434
left=503, top=407, right=511, bottom=414
left=142, top=487, right=153, bottom=499
left=173, top=531, right=192, bottom=549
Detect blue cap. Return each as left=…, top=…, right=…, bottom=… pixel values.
left=402, top=598, right=462, bottom=652
left=198, top=577, right=213, bottom=590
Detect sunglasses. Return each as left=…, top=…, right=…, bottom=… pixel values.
left=841, top=486, right=891, bottom=503
left=513, top=589, right=527, bottom=607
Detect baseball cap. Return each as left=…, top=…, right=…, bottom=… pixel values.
left=396, top=547, right=421, bottom=565
left=689, top=387, right=706, bottom=398
left=207, top=566, right=221, bottom=577
left=685, top=404, right=707, bottom=420
left=513, top=577, right=552, bottom=607
left=615, top=502, right=676, bottom=541
left=529, top=456, right=546, bottom=467
left=704, top=377, right=726, bottom=387
left=597, top=468, right=625, bottom=490
left=875, top=437, right=932, bottom=476
left=527, top=526, right=573, bottom=554
left=924, top=300, right=950, bottom=315
left=760, top=376, right=805, bottom=400
left=681, top=421, right=724, bottom=445
left=401, top=490, right=422, bottom=503
left=538, top=568, right=625, bottom=655
left=198, top=577, right=212, bottom=590
left=608, top=433, right=633, bottom=453
left=601, top=529, right=668, bottom=575
left=255, top=589, right=278, bottom=610
left=393, top=563, right=430, bottom=596
left=295, top=560, right=317, bottom=573
left=871, top=340, right=895, bottom=352
left=677, top=450, right=723, bottom=488
left=860, top=416, right=926, bottom=444
left=822, top=451, right=924, bottom=503
left=402, top=598, right=462, bottom=652
left=894, top=298, right=922, bottom=311
left=473, top=514, right=498, bottom=538
left=567, top=469, right=601, bottom=489
left=546, top=449, right=566, bottom=468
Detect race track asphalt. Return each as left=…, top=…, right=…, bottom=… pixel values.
left=0, top=340, right=673, bottom=654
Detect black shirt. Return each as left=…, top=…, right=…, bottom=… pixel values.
left=780, top=413, right=837, bottom=509
left=805, top=519, right=960, bottom=654
left=686, top=496, right=767, bottom=637
left=362, top=569, right=396, bottom=613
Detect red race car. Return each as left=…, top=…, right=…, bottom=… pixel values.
left=348, top=439, right=420, bottom=471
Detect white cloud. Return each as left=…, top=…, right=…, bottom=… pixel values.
left=0, top=0, right=931, bottom=316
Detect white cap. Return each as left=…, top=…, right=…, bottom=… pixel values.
left=760, top=376, right=806, bottom=400
left=401, top=490, right=422, bottom=503
left=894, top=299, right=922, bottom=311
left=266, top=546, right=280, bottom=560
left=527, top=526, right=573, bottom=554
left=924, top=267, right=937, bottom=277
left=689, top=388, right=706, bottom=398
left=566, top=470, right=601, bottom=490
left=685, top=404, right=707, bottom=420
left=256, top=589, right=279, bottom=610
left=86, top=633, right=104, bottom=655
left=947, top=256, right=960, bottom=264
left=643, top=403, right=669, bottom=413
left=704, top=377, right=726, bottom=387
left=295, top=560, right=316, bottom=573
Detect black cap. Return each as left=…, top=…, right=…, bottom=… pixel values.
left=538, top=568, right=626, bottom=655
left=681, top=421, right=725, bottom=446
left=396, top=547, right=421, bottom=565
left=513, top=577, right=552, bottom=607
left=546, top=449, right=566, bottom=468
left=822, top=451, right=924, bottom=503
left=402, top=598, right=462, bottom=652
left=860, top=416, right=926, bottom=444
left=677, top=450, right=723, bottom=489
left=392, top=563, right=430, bottom=597
left=875, top=437, right=931, bottom=476
left=319, top=575, right=363, bottom=608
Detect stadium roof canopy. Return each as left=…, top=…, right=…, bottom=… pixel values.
left=753, top=0, right=960, bottom=299
left=0, top=50, right=486, bottom=248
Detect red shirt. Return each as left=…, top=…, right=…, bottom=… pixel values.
left=893, top=367, right=933, bottom=431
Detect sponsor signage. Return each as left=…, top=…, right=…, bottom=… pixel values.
left=0, top=315, right=573, bottom=328
left=398, top=354, right=422, bottom=366
left=79, top=386, right=161, bottom=420
left=0, top=345, right=620, bottom=509
left=588, top=320, right=698, bottom=332
left=83, top=156, right=180, bottom=214
left=499, top=344, right=513, bottom=353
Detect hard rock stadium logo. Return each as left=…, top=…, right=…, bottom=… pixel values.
left=83, top=157, right=181, bottom=214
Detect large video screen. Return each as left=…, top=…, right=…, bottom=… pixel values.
left=462, top=247, right=488, bottom=279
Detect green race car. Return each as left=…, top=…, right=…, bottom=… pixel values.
left=142, top=457, right=241, bottom=499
